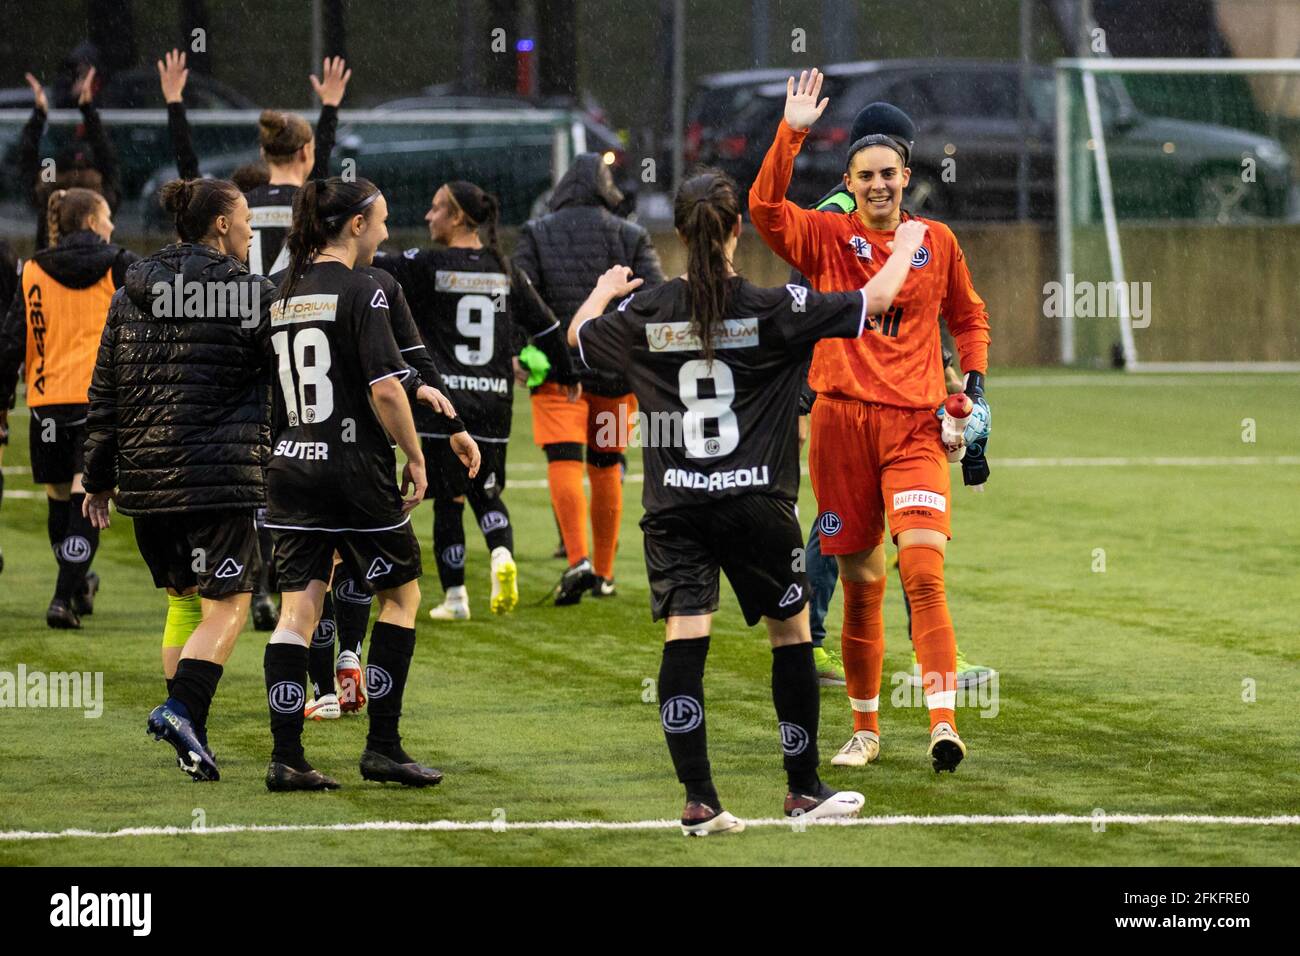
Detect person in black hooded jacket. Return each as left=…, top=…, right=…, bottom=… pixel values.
left=514, top=153, right=665, bottom=604
left=0, top=187, right=136, bottom=628
left=81, top=177, right=276, bottom=783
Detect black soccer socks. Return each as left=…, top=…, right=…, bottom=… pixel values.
left=265, top=642, right=309, bottom=768
left=365, top=621, right=416, bottom=758
left=169, top=658, right=223, bottom=734
left=332, top=576, right=371, bottom=657
left=658, top=637, right=718, bottom=806
left=468, top=492, right=514, bottom=554
left=54, top=493, right=98, bottom=603
left=308, top=593, right=337, bottom=698
left=771, top=642, right=822, bottom=794
left=433, top=499, right=467, bottom=590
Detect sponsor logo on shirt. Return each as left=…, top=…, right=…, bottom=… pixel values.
left=249, top=205, right=293, bottom=229
left=434, top=270, right=510, bottom=295
left=271, top=293, right=338, bottom=326
left=849, top=235, right=873, bottom=260
left=645, top=318, right=758, bottom=352
left=662, top=465, right=770, bottom=491
left=442, top=374, right=509, bottom=394
left=274, top=440, right=330, bottom=460
left=892, top=489, right=946, bottom=512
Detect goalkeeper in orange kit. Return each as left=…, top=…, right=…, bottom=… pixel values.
left=749, top=69, right=992, bottom=772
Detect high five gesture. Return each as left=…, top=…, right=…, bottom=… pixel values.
left=784, top=68, right=829, bottom=131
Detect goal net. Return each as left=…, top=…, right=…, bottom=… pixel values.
left=1055, top=57, right=1300, bottom=371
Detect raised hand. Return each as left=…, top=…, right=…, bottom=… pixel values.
left=310, top=56, right=352, bottom=107
left=74, top=66, right=98, bottom=107
left=784, top=68, right=829, bottom=131
left=24, top=73, right=48, bottom=113
left=157, top=49, right=189, bottom=104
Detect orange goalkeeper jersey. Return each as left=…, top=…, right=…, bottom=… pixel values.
left=749, top=119, right=990, bottom=410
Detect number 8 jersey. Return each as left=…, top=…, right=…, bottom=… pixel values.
left=576, top=276, right=868, bottom=514
left=265, top=261, right=412, bottom=530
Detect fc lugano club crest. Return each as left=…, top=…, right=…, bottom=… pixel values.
left=911, top=245, right=931, bottom=269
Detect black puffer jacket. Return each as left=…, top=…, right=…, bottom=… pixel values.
left=82, top=244, right=276, bottom=515
left=515, top=153, right=664, bottom=396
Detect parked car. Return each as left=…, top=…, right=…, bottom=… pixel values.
left=688, top=59, right=1292, bottom=222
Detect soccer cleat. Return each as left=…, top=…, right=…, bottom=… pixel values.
left=928, top=722, right=967, bottom=773
left=490, top=546, right=518, bottom=614
left=428, top=596, right=470, bottom=621
left=265, top=761, right=340, bottom=792
left=336, top=650, right=366, bottom=714
left=147, top=703, right=219, bottom=782
left=72, top=571, right=100, bottom=617
left=908, top=649, right=997, bottom=689
left=680, top=800, right=745, bottom=837
left=359, top=749, right=443, bottom=787
left=553, top=557, right=596, bottom=606
left=784, top=783, right=866, bottom=821
left=590, top=576, right=617, bottom=598
left=305, top=693, right=341, bottom=721
left=830, top=730, right=880, bottom=766
left=813, top=645, right=846, bottom=686
left=251, top=593, right=278, bottom=632
left=46, top=598, right=81, bottom=630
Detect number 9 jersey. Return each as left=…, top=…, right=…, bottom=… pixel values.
left=264, top=261, right=412, bottom=530
left=576, top=276, right=869, bottom=514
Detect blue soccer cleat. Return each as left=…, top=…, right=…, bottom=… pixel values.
left=147, top=701, right=219, bottom=782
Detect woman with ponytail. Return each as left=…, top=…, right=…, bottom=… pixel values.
left=80, top=176, right=275, bottom=783
left=372, top=181, right=576, bottom=623
left=566, top=167, right=930, bottom=836
left=0, top=186, right=136, bottom=629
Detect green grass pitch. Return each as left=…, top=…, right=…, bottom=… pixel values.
left=1, top=369, right=1297, bottom=865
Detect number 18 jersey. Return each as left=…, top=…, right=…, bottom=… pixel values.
left=576, top=276, right=868, bottom=514
left=265, top=261, right=411, bottom=531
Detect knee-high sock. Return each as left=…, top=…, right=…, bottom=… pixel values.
left=587, top=463, right=622, bottom=580
left=658, top=637, right=718, bottom=806
left=467, top=490, right=513, bottom=554
left=308, top=592, right=337, bottom=698
left=265, top=638, right=309, bottom=768
left=169, top=658, right=223, bottom=733
left=54, top=493, right=98, bottom=602
left=365, top=620, right=416, bottom=758
left=547, top=459, right=588, bottom=564
left=433, top=499, right=467, bottom=590
left=332, top=576, right=371, bottom=657
left=771, top=643, right=821, bottom=794
left=841, top=578, right=886, bottom=735
left=898, top=545, right=957, bottom=732
left=46, top=496, right=71, bottom=600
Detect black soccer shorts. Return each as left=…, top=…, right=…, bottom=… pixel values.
left=133, top=508, right=262, bottom=598
left=640, top=494, right=810, bottom=627
left=27, top=404, right=88, bottom=484
left=272, top=519, right=422, bottom=594
left=424, top=435, right=507, bottom=502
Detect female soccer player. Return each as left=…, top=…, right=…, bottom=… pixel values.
left=374, top=181, right=577, bottom=621
left=82, top=178, right=273, bottom=781
left=261, top=177, right=443, bottom=791
left=569, top=168, right=926, bottom=835
left=160, top=49, right=351, bottom=629
left=749, top=69, right=992, bottom=773
left=0, top=187, right=137, bottom=629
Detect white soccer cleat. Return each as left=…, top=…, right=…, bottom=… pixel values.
left=928, top=721, right=967, bottom=773
left=830, top=730, right=880, bottom=766
left=680, top=802, right=745, bottom=837
left=490, top=546, right=518, bottom=615
left=784, top=786, right=866, bottom=821
left=428, top=586, right=470, bottom=621
left=305, top=693, right=340, bottom=721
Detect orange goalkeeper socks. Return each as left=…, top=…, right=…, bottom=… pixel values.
left=548, top=459, right=588, bottom=565
left=899, top=545, right=957, bottom=733
left=587, top=464, right=622, bottom=580
left=841, top=578, right=886, bottom=735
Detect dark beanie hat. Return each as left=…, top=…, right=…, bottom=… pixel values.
left=846, top=102, right=916, bottom=167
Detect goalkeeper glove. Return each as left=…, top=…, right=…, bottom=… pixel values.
left=961, top=371, right=990, bottom=488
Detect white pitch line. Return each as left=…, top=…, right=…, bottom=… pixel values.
left=3, top=813, right=1298, bottom=842
left=996, top=374, right=1300, bottom=387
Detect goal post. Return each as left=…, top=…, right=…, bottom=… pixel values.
left=1055, top=57, right=1300, bottom=372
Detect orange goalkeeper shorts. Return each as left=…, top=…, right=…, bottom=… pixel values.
left=530, top=383, right=637, bottom=452
left=808, top=395, right=951, bottom=555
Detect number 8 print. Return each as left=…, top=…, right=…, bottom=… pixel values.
left=271, top=328, right=335, bottom=425
left=679, top=359, right=739, bottom=459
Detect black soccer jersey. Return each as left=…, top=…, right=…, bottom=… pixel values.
left=264, top=261, right=411, bottom=531
left=577, top=277, right=868, bottom=513
left=373, top=247, right=572, bottom=441
left=243, top=184, right=298, bottom=277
